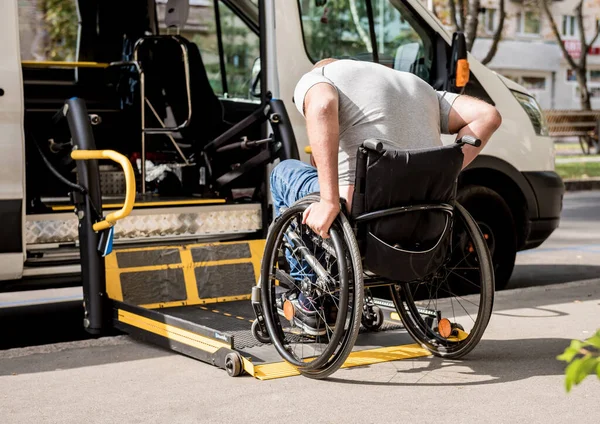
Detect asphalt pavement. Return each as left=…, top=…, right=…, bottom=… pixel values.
left=508, top=191, right=600, bottom=289
left=0, top=191, right=599, bottom=423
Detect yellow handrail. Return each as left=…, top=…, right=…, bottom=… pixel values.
left=70, top=150, right=136, bottom=232
left=304, top=146, right=312, bottom=154
left=21, top=60, right=110, bottom=69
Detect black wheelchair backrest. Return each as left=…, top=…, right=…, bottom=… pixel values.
left=351, top=140, right=464, bottom=281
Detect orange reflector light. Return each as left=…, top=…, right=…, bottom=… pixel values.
left=438, top=318, right=452, bottom=338
left=283, top=300, right=295, bottom=321
left=456, top=59, right=470, bottom=88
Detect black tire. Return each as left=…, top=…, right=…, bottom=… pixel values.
left=392, top=203, right=494, bottom=359
left=225, top=352, right=243, bottom=377
left=362, top=305, right=384, bottom=331
left=251, top=319, right=271, bottom=344
left=260, top=194, right=363, bottom=379
left=456, top=185, right=517, bottom=291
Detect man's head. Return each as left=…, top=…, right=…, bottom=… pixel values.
left=312, top=58, right=338, bottom=70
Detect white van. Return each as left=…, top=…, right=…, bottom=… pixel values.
left=1, top=0, right=563, bottom=291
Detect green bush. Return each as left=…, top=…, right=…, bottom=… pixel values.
left=557, top=329, right=600, bottom=392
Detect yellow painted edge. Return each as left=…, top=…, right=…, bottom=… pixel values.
left=242, top=357, right=255, bottom=376
left=51, top=198, right=226, bottom=211
left=107, top=239, right=265, bottom=307
left=112, top=239, right=264, bottom=254
left=248, top=239, right=266, bottom=284
left=140, top=294, right=252, bottom=310
left=179, top=246, right=200, bottom=304
left=118, top=309, right=230, bottom=352
left=105, top=252, right=123, bottom=302
left=252, top=343, right=431, bottom=380
left=22, top=60, right=109, bottom=68
left=115, top=258, right=253, bottom=273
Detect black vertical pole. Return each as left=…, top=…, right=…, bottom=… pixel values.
left=365, top=0, right=379, bottom=64
left=65, top=97, right=107, bottom=335
left=213, top=0, right=229, bottom=96
left=259, top=0, right=270, bottom=235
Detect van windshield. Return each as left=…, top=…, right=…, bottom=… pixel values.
left=298, top=0, right=433, bottom=82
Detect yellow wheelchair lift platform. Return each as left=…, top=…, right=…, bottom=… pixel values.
left=61, top=98, right=432, bottom=380
left=105, top=239, right=432, bottom=380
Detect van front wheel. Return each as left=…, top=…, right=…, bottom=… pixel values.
left=456, top=185, right=517, bottom=291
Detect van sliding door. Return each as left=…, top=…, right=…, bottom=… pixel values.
left=0, top=0, right=25, bottom=281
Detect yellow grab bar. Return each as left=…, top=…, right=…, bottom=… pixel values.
left=70, top=150, right=136, bottom=232
left=304, top=146, right=312, bottom=154
left=21, top=60, right=110, bottom=69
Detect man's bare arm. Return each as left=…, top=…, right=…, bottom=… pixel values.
left=447, top=95, right=502, bottom=169
left=302, top=82, right=340, bottom=238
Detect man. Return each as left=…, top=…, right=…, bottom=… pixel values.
left=271, top=58, right=501, bottom=238
left=269, top=58, right=502, bottom=333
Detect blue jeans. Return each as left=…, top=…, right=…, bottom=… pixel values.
left=270, top=159, right=320, bottom=217
left=270, top=160, right=321, bottom=303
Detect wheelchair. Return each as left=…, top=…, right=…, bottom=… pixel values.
left=251, top=136, right=495, bottom=379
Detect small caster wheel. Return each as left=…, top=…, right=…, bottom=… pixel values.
left=225, top=352, right=243, bottom=377
left=453, top=323, right=465, bottom=331
left=251, top=320, right=271, bottom=344
left=362, top=306, right=384, bottom=331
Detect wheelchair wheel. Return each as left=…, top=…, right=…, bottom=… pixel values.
left=260, top=195, right=364, bottom=379
left=391, top=203, right=494, bottom=359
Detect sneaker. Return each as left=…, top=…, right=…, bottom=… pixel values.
left=276, top=290, right=336, bottom=337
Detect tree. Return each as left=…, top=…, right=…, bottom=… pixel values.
left=538, top=0, right=600, bottom=110
left=434, top=0, right=506, bottom=65
left=32, top=0, right=78, bottom=61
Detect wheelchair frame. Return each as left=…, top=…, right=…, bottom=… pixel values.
left=253, top=136, right=495, bottom=379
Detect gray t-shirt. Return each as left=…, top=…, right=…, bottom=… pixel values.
left=293, top=59, right=460, bottom=186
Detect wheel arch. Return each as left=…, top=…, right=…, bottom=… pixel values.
left=458, top=155, right=537, bottom=251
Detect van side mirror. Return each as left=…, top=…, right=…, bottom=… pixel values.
left=447, top=32, right=469, bottom=92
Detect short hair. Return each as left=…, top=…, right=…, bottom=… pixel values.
left=312, top=58, right=338, bottom=69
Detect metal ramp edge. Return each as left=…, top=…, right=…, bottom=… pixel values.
left=111, top=300, right=432, bottom=380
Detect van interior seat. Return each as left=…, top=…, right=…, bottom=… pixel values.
left=24, top=0, right=275, bottom=210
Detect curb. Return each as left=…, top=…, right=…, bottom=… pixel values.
left=563, top=177, right=600, bottom=191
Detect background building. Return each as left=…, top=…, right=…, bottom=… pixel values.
left=435, top=0, right=600, bottom=110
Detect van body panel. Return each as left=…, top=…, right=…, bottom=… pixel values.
left=458, top=58, right=556, bottom=172
left=4, top=0, right=563, bottom=286
left=273, top=1, right=314, bottom=164
left=264, top=0, right=280, bottom=99
left=523, top=171, right=565, bottom=220
left=0, top=0, right=25, bottom=280
left=463, top=154, right=539, bottom=218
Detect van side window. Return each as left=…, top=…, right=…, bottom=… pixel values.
left=299, top=0, right=373, bottom=61
left=18, top=0, right=79, bottom=62
left=298, top=0, right=432, bottom=82
left=160, top=1, right=260, bottom=101
left=377, top=1, right=433, bottom=82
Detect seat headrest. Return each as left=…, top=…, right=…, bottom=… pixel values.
left=164, top=0, right=190, bottom=29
